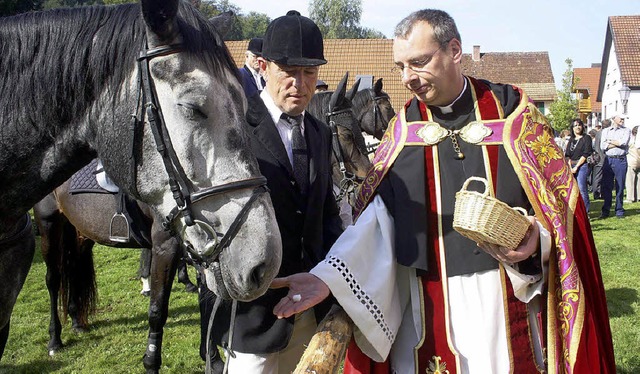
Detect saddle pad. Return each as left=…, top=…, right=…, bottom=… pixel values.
left=69, top=159, right=113, bottom=194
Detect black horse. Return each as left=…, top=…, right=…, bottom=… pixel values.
left=308, top=74, right=395, bottom=219
left=350, top=78, right=396, bottom=155
left=308, top=73, right=372, bottom=193
left=0, top=1, right=282, bottom=373
left=33, top=176, right=197, bottom=357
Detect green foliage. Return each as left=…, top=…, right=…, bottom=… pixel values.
left=309, top=0, right=385, bottom=39
left=548, top=58, right=578, bottom=132
left=1, top=244, right=203, bottom=373
left=0, top=0, right=45, bottom=16
left=238, top=11, right=270, bottom=39
left=195, top=1, right=269, bottom=40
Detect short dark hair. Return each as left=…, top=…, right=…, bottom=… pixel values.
left=394, top=9, right=461, bottom=48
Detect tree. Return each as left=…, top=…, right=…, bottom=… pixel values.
left=309, top=0, right=384, bottom=39
left=239, top=11, right=270, bottom=39
left=1, top=0, right=45, bottom=16
left=548, top=58, right=578, bottom=132
left=194, top=1, right=269, bottom=40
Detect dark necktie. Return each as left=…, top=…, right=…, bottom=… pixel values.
left=282, top=114, right=308, bottom=194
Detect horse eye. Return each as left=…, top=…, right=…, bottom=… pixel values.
left=177, top=103, right=208, bottom=120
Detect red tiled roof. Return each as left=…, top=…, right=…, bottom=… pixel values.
left=225, top=40, right=557, bottom=110
left=573, top=67, right=602, bottom=112
left=461, top=51, right=556, bottom=101
left=610, top=15, right=640, bottom=87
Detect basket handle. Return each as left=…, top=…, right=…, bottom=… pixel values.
left=513, top=207, right=528, bottom=217
left=460, top=176, right=489, bottom=197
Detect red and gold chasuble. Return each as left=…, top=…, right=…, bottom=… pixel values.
left=346, top=77, right=615, bottom=374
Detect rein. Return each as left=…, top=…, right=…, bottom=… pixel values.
left=326, top=107, right=363, bottom=204
left=133, top=40, right=268, bottom=296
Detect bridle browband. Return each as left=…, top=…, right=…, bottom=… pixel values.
left=326, top=106, right=364, bottom=204
left=135, top=41, right=268, bottom=298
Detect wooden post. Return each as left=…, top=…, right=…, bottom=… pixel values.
left=294, top=305, right=354, bottom=373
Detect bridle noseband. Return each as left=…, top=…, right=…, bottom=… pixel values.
left=134, top=41, right=268, bottom=298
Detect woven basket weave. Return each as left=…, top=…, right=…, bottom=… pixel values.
left=453, top=177, right=531, bottom=250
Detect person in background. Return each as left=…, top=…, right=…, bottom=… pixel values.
left=199, top=11, right=343, bottom=374
left=554, top=128, right=571, bottom=152
left=592, top=119, right=608, bottom=199
left=315, top=79, right=329, bottom=92
left=599, top=113, right=631, bottom=218
left=625, top=125, right=640, bottom=203
left=270, top=8, right=614, bottom=374
left=238, top=37, right=266, bottom=97
left=565, top=118, right=593, bottom=211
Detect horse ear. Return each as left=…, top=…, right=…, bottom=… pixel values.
left=209, top=11, right=236, bottom=38
left=141, top=0, right=180, bottom=45
left=347, top=78, right=361, bottom=101
left=374, top=78, right=383, bottom=94
left=329, top=72, right=349, bottom=109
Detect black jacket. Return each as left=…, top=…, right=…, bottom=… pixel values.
left=202, top=94, right=343, bottom=354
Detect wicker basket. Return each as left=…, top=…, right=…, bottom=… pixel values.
left=453, top=177, right=531, bottom=250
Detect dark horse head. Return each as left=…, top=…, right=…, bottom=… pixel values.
left=0, top=0, right=281, bottom=301
left=350, top=78, right=396, bottom=140
left=308, top=73, right=371, bottom=196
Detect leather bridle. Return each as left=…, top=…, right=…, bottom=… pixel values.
left=326, top=107, right=365, bottom=204
left=357, top=90, right=390, bottom=152
left=134, top=41, right=268, bottom=298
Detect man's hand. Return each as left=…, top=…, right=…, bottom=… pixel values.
left=271, top=273, right=331, bottom=319
left=476, top=216, right=539, bottom=265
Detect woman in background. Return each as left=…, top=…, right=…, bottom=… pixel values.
left=565, top=119, right=593, bottom=211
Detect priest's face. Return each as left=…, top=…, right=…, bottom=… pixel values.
left=393, top=21, right=463, bottom=106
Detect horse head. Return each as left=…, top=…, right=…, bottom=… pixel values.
left=209, top=11, right=236, bottom=38
left=0, top=0, right=281, bottom=302
left=131, top=0, right=282, bottom=302
left=353, top=78, right=396, bottom=140
left=309, top=73, right=371, bottom=203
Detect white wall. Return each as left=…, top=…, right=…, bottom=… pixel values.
left=601, top=44, right=637, bottom=128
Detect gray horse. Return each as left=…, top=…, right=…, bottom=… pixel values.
left=0, top=1, right=281, bottom=372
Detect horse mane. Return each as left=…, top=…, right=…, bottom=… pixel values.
left=0, top=2, right=237, bottom=139
left=351, top=88, right=389, bottom=115
left=307, top=91, right=332, bottom=122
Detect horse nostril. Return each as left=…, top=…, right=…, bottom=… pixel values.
left=250, top=262, right=267, bottom=288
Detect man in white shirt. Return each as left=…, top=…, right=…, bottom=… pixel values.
left=199, top=11, right=343, bottom=374
left=599, top=112, right=631, bottom=218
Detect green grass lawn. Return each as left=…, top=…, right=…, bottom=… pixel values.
left=1, top=198, right=639, bottom=373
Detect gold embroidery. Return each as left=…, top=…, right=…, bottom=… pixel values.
left=426, top=356, right=449, bottom=374
left=523, top=129, right=563, bottom=167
